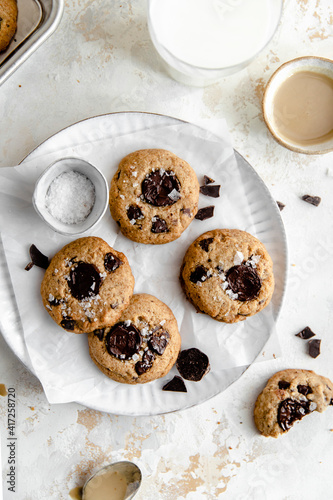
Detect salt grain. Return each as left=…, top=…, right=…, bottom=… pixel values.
left=45, top=170, right=95, bottom=224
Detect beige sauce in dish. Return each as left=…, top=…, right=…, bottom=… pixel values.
left=83, top=470, right=127, bottom=500
left=272, top=70, right=333, bottom=145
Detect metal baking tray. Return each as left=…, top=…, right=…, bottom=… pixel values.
left=0, top=0, right=64, bottom=85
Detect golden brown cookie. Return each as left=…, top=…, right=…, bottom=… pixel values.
left=41, top=237, right=135, bottom=334
left=109, top=149, right=200, bottom=244
left=0, top=0, right=17, bottom=52
left=254, top=369, right=333, bottom=438
left=88, top=293, right=181, bottom=384
left=179, top=228, right=274, bottom=323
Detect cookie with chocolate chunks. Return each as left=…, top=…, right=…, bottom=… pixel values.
left=180, top=229, right=274, bottom=323
left=109, top=149, right=200, bottom=244
left=41, top=237, right=134, bottom=333
left=88, top=294, right=181, bottom=384
left=254, top=369, right=333, bottom=438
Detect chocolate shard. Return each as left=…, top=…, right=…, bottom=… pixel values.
left=276, top=201, right=285, bottom=211
left=135, top=349, right=155, bottom=375
left=60, top=318, right=75, bottom=331
left=308, top=339, right=321, bottom=358
left=199, top=237, right=214, bottom=252
left=200, top=185, right=220, bottom=198
left=176, top=347, right=210, bottom=382
left=297, top=385, right=313, bottom=396
left=106, top=322, right=142, bottom=359
left=104, top=252, right=123, bottom=273
left=162, top=375, right=187, bottom=392
left=93, top=328, right=105, bottom=341
left=278, top=380, right=290, bottom=390
left=278, top=398, right=312, bottom=432
left=127, top=204, right=144, bottom=222
left=301, top=195, right=321, bottom=206
left=25, top=244, right=49, bottom=271
left=68, top=261, right=101, bottom=300
left=195, top=206, right=215, bottom=221
left=295, top=326, right=316, bottom=339
left=151, top=216, right=169, bottom=234
left=226, top=264, right=261, bottom=301
left=203, top=175, right=215, bottom=185
left=142, top=170, right=181, bottom=207
left=148, top=330, right=170, bottom=355
left=190, top=265, right=210, bottom=284
left=181, top=208, right=192, bottom=217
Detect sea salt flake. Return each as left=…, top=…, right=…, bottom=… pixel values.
left=132, top=171, right=138, bottom=177
left=168, top=188, right=181, bottom=201
left=130, top=219, right=136, bottom=225
left=233, top=251, right=244, bottom=266
left=221, top=281, right=228, bottom=290
left=132, top=353, right=139, bottom=362
left=119, top=194, right=125, bottom=200
left=226, top=289, right=238, bottom=300
left=45, top=170, right=95, bottom=224
left=160, top=320, right=166, bottom=326
left=124, top=320, right=131, bottom=326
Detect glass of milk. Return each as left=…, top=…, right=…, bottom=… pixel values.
left=148, top=0, right=283, bottom=86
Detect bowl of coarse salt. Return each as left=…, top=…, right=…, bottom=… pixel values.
left=33, top=157, right=109, bottom=236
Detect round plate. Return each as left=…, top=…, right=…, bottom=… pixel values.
left=0, top=112, right=287, bottom=415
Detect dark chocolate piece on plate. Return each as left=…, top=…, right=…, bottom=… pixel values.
left=200, top=185, right=221, bottom=198
left=25, top=244, right=49, bottom=271
left=203, top=175, right=215, bottom=185
left=195, top=206, right=215, bottom=221
left=278, top=398, right=312, bottom=432
left=176, top=347, right=210, bottom=382
left=295, top=326, right=316, bottom=339
left=276, top=201, right=285, bottom=211
left=308, top=339, right=321, bottom=358
left=301, top=195, right=321, bottom=206
left=162, top=375, right=187, bottom=392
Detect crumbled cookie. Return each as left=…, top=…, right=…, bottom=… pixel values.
left=0, top=0, right=17, bottom=52
left=88, top=293, right=181, bottom=384
left=180, top=229, right=274, bottom=323
left=41, top=237, right=135, bottom=334
left=254, top=369, right=333, bottom=438
left=109, top=149, right=200, bottom=244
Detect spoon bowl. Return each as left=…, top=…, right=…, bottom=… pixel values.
left=82, top=461, right=142, bottom=500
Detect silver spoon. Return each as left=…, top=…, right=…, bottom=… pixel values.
left=82, top=461, right=142, bottom=500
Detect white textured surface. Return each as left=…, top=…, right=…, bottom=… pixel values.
left=0, top=0, right=333, bottom=498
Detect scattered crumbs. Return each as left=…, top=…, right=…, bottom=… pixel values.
left=228, top=447, right=232, bottom=450
left=240, top=422, right=243, bottom=424
left=18, top=84, right=21, bottom=88
left=276, top=201, right=285, bottom=211
left=291, top=264, right=296, bottom=267
left=217, top=421, right=221, bottom=425
left=308, top=339, right=321, bottom=358
left=262, top=351, right=265, bottom=356
left=273, top=354, right=276, bottom=359
left=301, top=194, right=321, bottom=207
left=0, top=384, right=7, bottom=396
left=77, top=80, right=80, bottom=83
left=29, top=406, right=35, bottom=411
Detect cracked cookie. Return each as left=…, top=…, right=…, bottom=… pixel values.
left=88, top=293, right=181, bottom=384
left=179, top=228, right=274, bottom=323
left=254, top=369, right=333, bottom=438
left=109, top=149, right=200, bottom=244
left=41, top=236, right=135, bottom=334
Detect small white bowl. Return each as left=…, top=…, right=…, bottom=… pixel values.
left=33, top=157, right=109, bottom=236
left=263, top=56, right=333, bottom=154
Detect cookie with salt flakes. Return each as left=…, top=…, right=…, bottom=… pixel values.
left=109, top=149, right=200, bottom=244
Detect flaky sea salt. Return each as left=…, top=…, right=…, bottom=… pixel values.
left=233, top=251, right=244, bottom=266
left=45, top=170, right=95, bottom=224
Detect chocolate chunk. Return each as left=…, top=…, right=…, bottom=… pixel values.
left=308, top=339, right=321, bottom=358
left=104, top=252, right=123, bottom=273
left=142, top=170, right=181, bottom=207
left=203, top=175, right=215, bottom=185
left=93, top=328, right=105, bottom=341
left=68, top=261, right=101, bottom=300
left=148, top=330, right=170, bottom=355
left=199, top=237, right=214, bottom=252
left=277, top=201, right=285, bottom=211
left=25, top=244, right=49, bottom=271
left=162, top=375, right=187, bottom=392
left=297, top=385, right=313, bottom=396
left=301, top=195, right=321, bottom=206
left=295, top=326, right=316, bottom=339
left=195, top=206, right=215, bottom=221
left=48, top=297, right=62, bottom=307
left=135, top=349, right=155, bottom=375
left=176, top=348, right=210, bottom=382
left=199, top=185, right=220, bottom=198
left=60, top=319, right=75, bottom=331
left=181, top=208, right=192, bottom=217
left=190, top=265, right=210, bottom=284
left=226, top=264, right=261, bottom=301
left=278, top=381, right=291, bottom=390
left=151, top=216, right=168, bottom=233
left=278, top=398, right=312, bottom=432
left=127, top=204, right=144, bottom=222
left=106, top=322, right=142, bottom=359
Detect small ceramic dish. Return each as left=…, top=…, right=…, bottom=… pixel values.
left=263, top=56, right=333, bottom=154
left=33, top=157, right=109, bottom=236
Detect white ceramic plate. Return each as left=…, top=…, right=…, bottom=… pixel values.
left=0, top=112, right=288, bottom=415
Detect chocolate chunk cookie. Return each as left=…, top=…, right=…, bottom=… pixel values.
left=88, top=293, right=181, bottom=384
left=41, top=237, right=135, bottom=334
left=179, top=229, right=274, bottom=323
left=109, top=149, right=200, bottom=244
left=254, top=369, right=333, bottom=438
left=0, top=0, right=17, bottom=52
